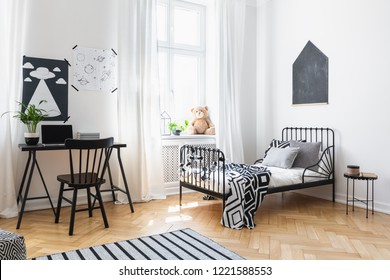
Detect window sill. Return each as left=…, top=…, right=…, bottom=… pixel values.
left=161, top=134, right=215, bottom=140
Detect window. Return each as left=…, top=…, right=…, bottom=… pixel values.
left=157, top=0, right=206, bottom=127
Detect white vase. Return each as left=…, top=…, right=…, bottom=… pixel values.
left=24, top=132, right=39, bottom=145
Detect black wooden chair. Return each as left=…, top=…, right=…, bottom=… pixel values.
left=55, top=137, right=114, bottom=235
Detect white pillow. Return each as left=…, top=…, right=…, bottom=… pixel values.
left=262, top=147, right=300, bottom=169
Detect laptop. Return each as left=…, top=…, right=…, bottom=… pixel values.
left=41, top=125, right=73, bottom=145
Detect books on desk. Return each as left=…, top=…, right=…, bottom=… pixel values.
left=76, top=132, right=100, bottom=140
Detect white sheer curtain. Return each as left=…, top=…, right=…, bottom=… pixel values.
left=215, top=0, right=246, bottom=163
left=117, top=0, right=165, bottom=202
left=0, top=0, right=27, bottom=218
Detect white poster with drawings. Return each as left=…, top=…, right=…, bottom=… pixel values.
left=73, top=46, right=117, bottom=92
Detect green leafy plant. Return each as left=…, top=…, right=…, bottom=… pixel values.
left=168, top=122, right=177, bottom=132
left=181, top=119, right=189, bottom=131
left=168, top=120, right=189, bottom=134
left=1, top=100, right=49, bottom=133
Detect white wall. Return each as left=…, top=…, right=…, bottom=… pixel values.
left=258, top=0, right=390, bottom=213
left=19, top=0, right=119, bottom=210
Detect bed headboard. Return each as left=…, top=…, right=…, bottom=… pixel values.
left=282, top=127, right=335, bottom=181
left=282, top=127, right=334, bottom=151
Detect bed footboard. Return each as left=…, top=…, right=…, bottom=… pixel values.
left=179, top=145, right=227, bottom=208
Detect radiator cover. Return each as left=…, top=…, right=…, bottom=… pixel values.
left=161, top=136, right=216, bottom=194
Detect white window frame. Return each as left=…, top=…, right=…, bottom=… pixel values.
left=157, top=0, right=206, bottom=120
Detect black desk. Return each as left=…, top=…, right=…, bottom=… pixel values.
left=17, top=143, right=134, bottom=229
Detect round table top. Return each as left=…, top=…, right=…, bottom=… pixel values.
left=344, top=172, right=378, bottom=180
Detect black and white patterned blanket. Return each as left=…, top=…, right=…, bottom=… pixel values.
left=221, top=163, right=271, bottom=229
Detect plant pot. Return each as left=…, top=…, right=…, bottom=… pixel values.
left=24, top=132, right=39, bottom=145
left=172, top=130, right=182, bottom=136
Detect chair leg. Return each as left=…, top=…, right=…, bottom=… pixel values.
left=69, top=188, right=78, bottom=236
left=55, top=182, right=65, bottom=223
left=95, top=185, right=109, bottom=228
left=87, top=187, right=93, bottom=217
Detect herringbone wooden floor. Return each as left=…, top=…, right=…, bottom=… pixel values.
left=1, top=192, right=390, bottom=259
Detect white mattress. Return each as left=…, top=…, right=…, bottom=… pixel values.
left=255, top=164, right=315, bottom=189
left=181, top=165, right=321, bottom=194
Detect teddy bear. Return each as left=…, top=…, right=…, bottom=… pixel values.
left=187, top=106, right=215, bottom=135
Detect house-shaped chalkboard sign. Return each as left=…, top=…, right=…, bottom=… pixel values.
left=293, top=41, right=328, bottom=105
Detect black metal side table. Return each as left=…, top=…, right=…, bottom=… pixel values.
left=344, top=172, right=378, bottom=218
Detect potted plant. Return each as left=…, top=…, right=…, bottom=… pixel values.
left=168, top=120, right=189, bottom=136
left=1, top=100, right=48, bottom=145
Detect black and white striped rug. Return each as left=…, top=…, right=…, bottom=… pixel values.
left=33, top=228, right=244, bottom=260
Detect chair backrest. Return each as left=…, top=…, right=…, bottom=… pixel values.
left=65, top=137, right=114, bottom=184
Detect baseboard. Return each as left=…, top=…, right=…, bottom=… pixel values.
left=335, top=193, right=390, bottom=215
left=293, top=188, right=390, bottom=215
left=164, top=183, right=193, bottom=196
left=169, top=183, right=390, bottom=215
left=22, top=184, right=390, bottom=216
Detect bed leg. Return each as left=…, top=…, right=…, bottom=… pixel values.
left=179, top=185, right=182, bottom=206
left=332, top=182, right=335, bottom=202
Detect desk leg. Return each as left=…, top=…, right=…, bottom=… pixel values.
left=117, top=148, right=134, bottom=213
left=35, top=160, right=56, bottom=216
left=17, top=151, right=32, bottom=205
left=346, top=178, right=349, bottom=215
left=366, top=180, right=369, bottom=218
left=352, top=179, right=355, bottom=212
left=17, top=151, right=36, bottom=229
left=106, top=161, right=116, bottom=201
left=372, top=180, right=375, bottom=215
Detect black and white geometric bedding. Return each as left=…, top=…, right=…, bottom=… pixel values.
left=221, top=163, right=271, bottom=229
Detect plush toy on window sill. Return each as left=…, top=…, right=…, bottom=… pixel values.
left=187, top=106, right=215, bottom=135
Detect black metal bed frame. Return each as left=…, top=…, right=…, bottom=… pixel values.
left=179, top=145, right=227, bottom=209
left=267, top=127, right=335, bottom=201
left=179, top=127, right=335, bottom=209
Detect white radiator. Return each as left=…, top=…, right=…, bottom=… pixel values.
left=162, top=144, right=180, bottom=184
left=161, top=135, right=216, bottom=194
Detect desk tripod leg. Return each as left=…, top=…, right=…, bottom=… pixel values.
left=366, top=180, right=369, bottom=218
left=106, top=161, right=116, bottom=201
left=35, top=160, right=56, bottom=216
left=352, top=180, right=355, bottom=211
left=17, top=152, right=32, bottom=204
left=372, top=180, right=375, bottom=215
left=346, top=178, right=349, bottom=215
left=17, top=151, right=36, bottom=229
left=117, top=148, right=134, bottom=213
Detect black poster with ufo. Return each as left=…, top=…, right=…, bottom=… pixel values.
left=22, top=56, right=68, bottom=121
